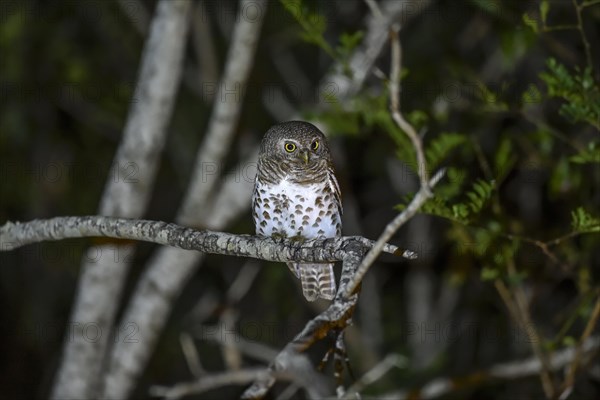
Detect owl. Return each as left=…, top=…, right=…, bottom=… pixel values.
left=252, top=121, right=342, bottom=301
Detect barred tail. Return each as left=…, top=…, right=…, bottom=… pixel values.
left=297, top=263, right=336, bottom=302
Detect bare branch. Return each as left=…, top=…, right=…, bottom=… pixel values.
left=179, top=0, right=267, bottom=226
left=241, top=243, right=366, bottom=398
left=389, top=25, right=429, bottom=189
left=506, top=259, right=557, bottom=398
left=100, top=0, right=267, bottom=396
left=179, top=333, right=205, bottom=378
left=341, top=21, right=441, bottom=299
left=149, top=368, right=279, bottom=400
left=559, top=294, right=600, bottom=397
left=382, top=336, right=600, bottom=399
left=342, top=353, right=407, bottom=399
left=198, top=324, right=279, bottom=364
left=0, top=216, right=403, bottom=261
left=342, top=170, right=442, bottom=298
left=50, top=1, right=192, bottom=398
left=326, top=0, right=433, bottom=99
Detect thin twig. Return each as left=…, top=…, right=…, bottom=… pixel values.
left=199, top=324, right=279, bottom=364
left=179, top=333, right=205, bottom=378
left=342, top=353, right=407, bottom=399
left=342, top=170, right=444, bottom=299
left=571, top=0, right=594, bottom=75
left=341, top=24, right=442, bottom=299
left=389, top=25, right=430, bottom=189
left=382, top=336, right=600, bottom=399
left=506, top=259, right=556, bottom=398
left=149, top=368, right=281, bottom=400
left=364, top=0, right=384, bottom=21
left=560, top=294, right=600, bottom=396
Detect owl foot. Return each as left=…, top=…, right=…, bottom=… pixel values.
left=288, top=235, right=307, bottom=243
left=270, top=232, right=287, bottom=243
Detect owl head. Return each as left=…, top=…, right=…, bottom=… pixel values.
left=259, top=121, right=332, bottom=174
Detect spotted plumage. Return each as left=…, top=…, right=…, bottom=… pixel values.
left=252, top=121, right=342, bottom=301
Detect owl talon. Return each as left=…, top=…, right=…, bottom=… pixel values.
left=270, top=232, right=287, bottom=243
left=288, top=235, right=306, bottom=244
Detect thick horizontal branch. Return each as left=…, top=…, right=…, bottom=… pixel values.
left=0, top=216, right=413, bottom=263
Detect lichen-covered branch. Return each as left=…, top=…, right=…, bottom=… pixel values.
left=0, top=215, right=407, bottom=399
left=0, top=216, right=404, bottom=263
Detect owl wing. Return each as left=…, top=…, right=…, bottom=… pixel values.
left=327, top=167, right=343, bottom=216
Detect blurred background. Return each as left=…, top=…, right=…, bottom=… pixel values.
left=1, top=0, right=599, bottom=398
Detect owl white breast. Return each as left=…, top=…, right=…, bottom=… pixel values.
left=253, top=177, right=341, bottom=239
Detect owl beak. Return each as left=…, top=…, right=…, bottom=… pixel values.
left=299, top=150, right=309, bottom=165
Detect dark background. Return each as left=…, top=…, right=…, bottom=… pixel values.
left=1, top=0, right=599, bottom=398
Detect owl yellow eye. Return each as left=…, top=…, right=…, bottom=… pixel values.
left=284, top=142, right=296, bottom=153
left=311, top=140, right=319, bottom=151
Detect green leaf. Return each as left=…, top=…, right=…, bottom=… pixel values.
left=540, top=0, right=550, bottom=25
left=481, top=266, right=499, bottom=281
left=465, top=180, right=495, bottom=214
left=280, top=0, right=335, bottom=58
left=494, top=138, right=516, bottom=181
left=571, top=207, right=600, bottom=233
left=569, top=142, right=600, bottom=164
left=522, top=83, right=542, bottom=104
left=540, top=59, right=600, bottom=129
left=406, top=110, right=429, bottom=132
left=522, top=13, right=539, bottom=33
left=425, top=132, right=467, bottom=170
left=337, top=31, right=364, bottom=56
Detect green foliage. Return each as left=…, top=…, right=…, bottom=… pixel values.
left=412, top=179, right=495, bottom=224
left=494, top=138, right=517, bottom=182
left=337, top=31, right=364, bottom=65
left=425, top=133, right=467, bottom=170
left=280, top=0, right=364, bottom=76
left=571, top=207, right=600, bottom=233
left=280, top=0, right=334, bottom=58
left=540, top=58, right=600, bottom=129
left=480, top=266, right=499, bottom=281
left=466, top=180, right=495, bottom=214
left=539, top=0, right=550, bottom=25
left=522, top=12, right=540, bottom=34
left=522, top=83, right=542, bottom=104
left=521, top=1, right=550, bottom=34
left=569, top=141, right=600, bottom=164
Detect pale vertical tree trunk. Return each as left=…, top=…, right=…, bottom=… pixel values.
left=50, top=1, right=192, bottom=398
left=100, top=1, right=267, bottom=398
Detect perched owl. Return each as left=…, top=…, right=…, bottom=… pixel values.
left=253, top=121, right=342, bottom=301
